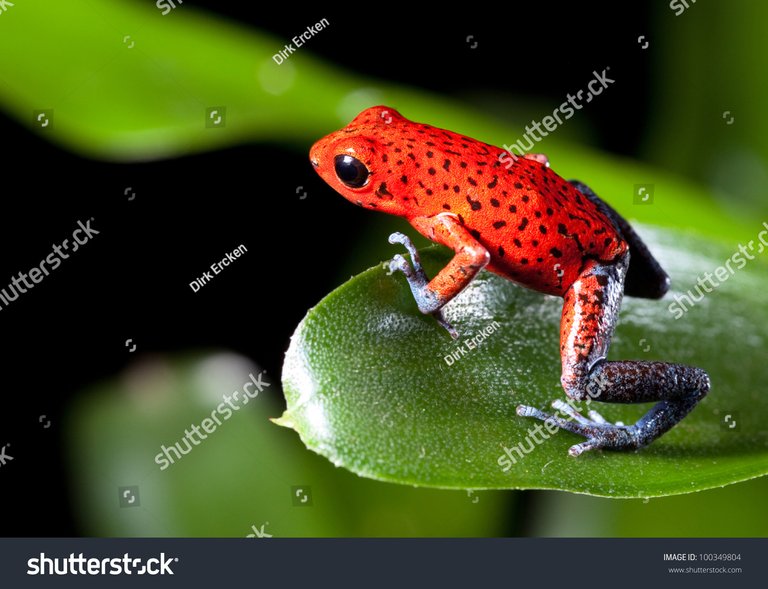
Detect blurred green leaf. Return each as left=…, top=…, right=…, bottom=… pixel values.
left=279, top=226, right=768, bottom=497
left=646, top=2, right=768, bottom=220
left=0, top=0, right=354, bottom=160
left=530, top=476, right=768, bottom=537
left=67, top=353, right=509, bottom=536
left=0, top=0, right=758, bottom=244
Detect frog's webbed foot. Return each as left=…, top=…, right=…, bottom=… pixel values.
left=388, top=232, right=458, bottom=339
left=516, top=400, right=637, bottom=457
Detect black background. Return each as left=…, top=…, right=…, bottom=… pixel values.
left=0, top=3, right=654, bottom=535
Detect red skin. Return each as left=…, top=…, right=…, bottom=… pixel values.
left=310, top=106, right=626, bottom=296
left=311, top=106, right=627, bottom=351
left=310, top=106, right=709, bottom=456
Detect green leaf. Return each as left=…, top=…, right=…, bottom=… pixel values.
left=0, top=0, right=362, bottom=160
left=0, top=0, right=758, bottom=247
left=0, top=4, right=753, bottom=227
left=278, top=225, right=768, bottom=498
left=67, top=353, right=510, bottom=536
left=526, top=476, right=768, bottom=537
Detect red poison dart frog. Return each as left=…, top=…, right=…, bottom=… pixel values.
left=310, top=106, right=710, bottom=456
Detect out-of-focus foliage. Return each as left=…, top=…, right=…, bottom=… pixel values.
left=0, top=0, right=761, bottom=535
left=68, top=353, right=509, bottom=536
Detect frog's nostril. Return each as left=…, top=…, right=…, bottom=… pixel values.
left=311, top=159, right=319, bottom=168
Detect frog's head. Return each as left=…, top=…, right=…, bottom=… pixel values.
left=310, top=106, right=415, bottom=217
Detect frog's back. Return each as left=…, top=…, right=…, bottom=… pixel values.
left=477, top=158, right=627, bottom=295
left=353, top=108, right=625, bottom=294
left=320, top=106, right=627, bottom=295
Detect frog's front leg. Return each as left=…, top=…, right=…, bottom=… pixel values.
left=517, top=253, right=710, bottom=456
left=389, top=213, right=490, bottom=339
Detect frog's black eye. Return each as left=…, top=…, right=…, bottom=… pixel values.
left=334, top=154, right=370, bottom=188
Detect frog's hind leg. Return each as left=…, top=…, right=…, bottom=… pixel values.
left=517, top=253, right=710, bottom=456
left=569, top=180, right=670, bottom=300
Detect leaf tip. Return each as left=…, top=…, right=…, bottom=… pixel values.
left=270, top=413, right=295, bottom=430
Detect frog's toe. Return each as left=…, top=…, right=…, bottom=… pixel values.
left=388, top=232, right=410, bottom=247
left=566, top=425, right=636, bottom=456
left=433, top=310, right=458, bottom=340
left=388, top=232, right=419, bottom=260
left=517, top=401, right=637, bottom=456
left=568, top=439, right=603, bottom=457
left=389, top=253, right=411, bottom=276
left=388, top=232, right=426, bottom=277
left=587, top=409, right=608, bottom=424
left=551, top=399, right=593, bottom=425
left=517, top=403, right=593, bottom=437
left=516, top=404, right=553, bottom=421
